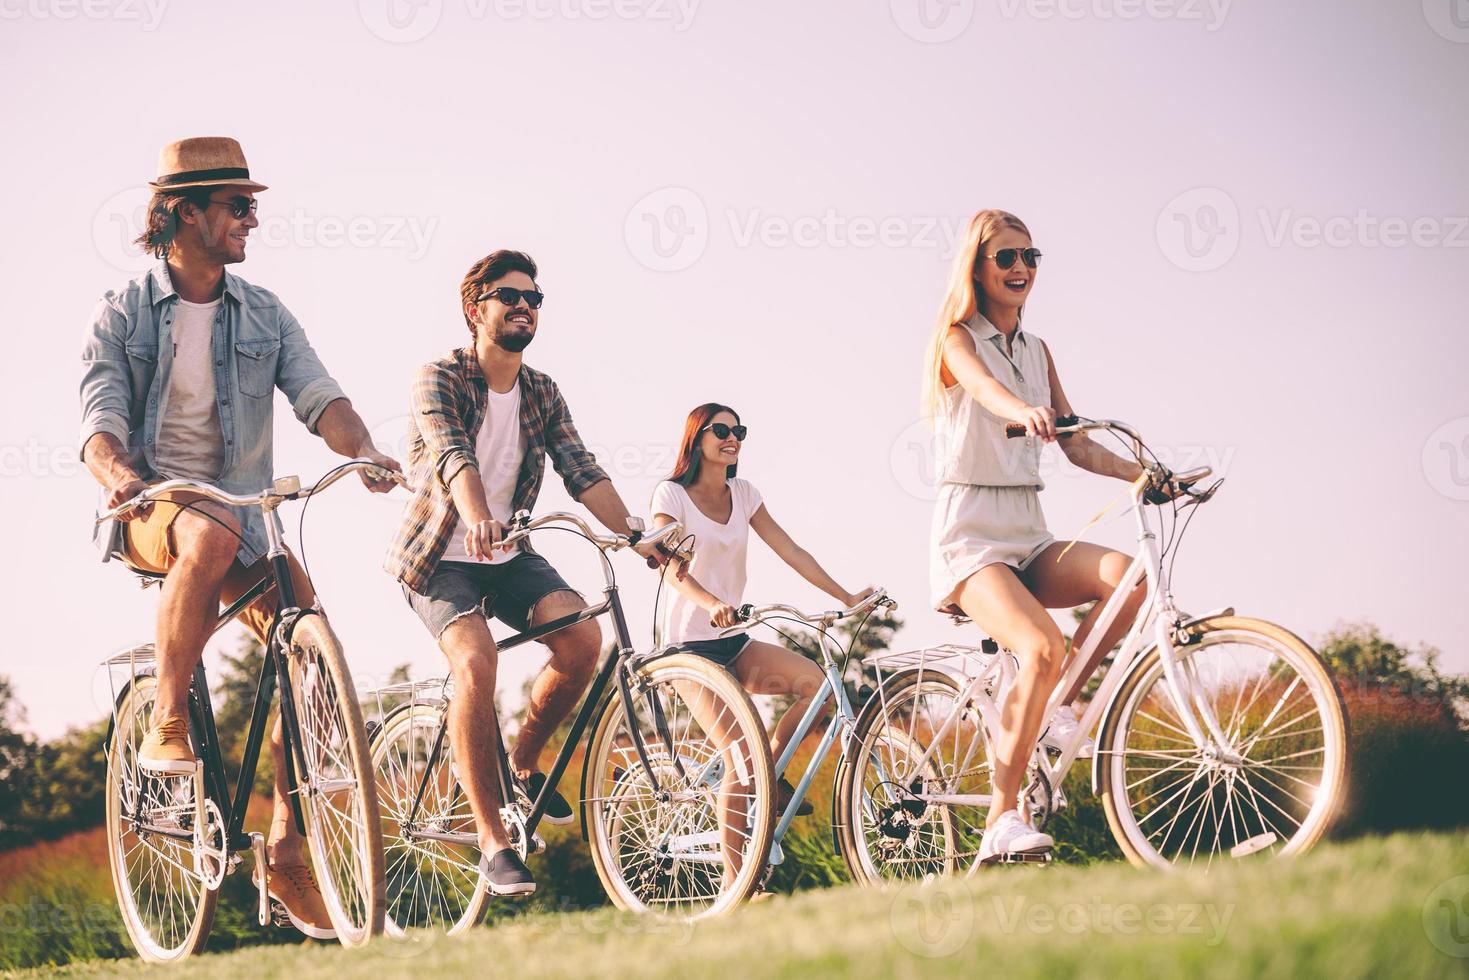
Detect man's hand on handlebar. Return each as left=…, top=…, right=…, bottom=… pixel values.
left=464, top=518, right=514, bottom=560
left=108, top=477, right=153, bottom=521
left=356, top=447, right=404, bottom=494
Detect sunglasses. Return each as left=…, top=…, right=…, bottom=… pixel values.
left=476, top=286, right=545, bottom=310
left=205, top=196, right=258, bottom=220
left=983, top=247, right=1043, bottom=270
left=702, top=422, right=747, bottom=442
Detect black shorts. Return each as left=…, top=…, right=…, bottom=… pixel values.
left=664, top=634, right=752, bottom=668
left=403, top=554, right=581, bottom=639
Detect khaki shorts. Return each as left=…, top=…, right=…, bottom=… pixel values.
left=119, top=489, right=315, bottom=645
left=930, top=483, right=1055, bottom=613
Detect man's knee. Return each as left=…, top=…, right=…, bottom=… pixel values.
left=440, top=616, right=498, bottom=687
left=550, top=619, right=600, bottom=679
left=535, top=593, right=600, bottom=673
left=175, top=516, right=240, bottom=574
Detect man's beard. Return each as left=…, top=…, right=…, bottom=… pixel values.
left=493, top=324, right=534, bottom=353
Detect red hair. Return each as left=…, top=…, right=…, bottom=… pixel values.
left=668, top=403, right=740, bottom=486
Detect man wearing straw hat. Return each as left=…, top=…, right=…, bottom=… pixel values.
left=79, top=137, right=402, bottom=940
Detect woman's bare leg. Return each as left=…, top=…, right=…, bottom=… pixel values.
left=1022, top=542, right=1147, bottom=705
left=731, top=640, right=828, bottom=763
left=672, top=679, right=755, bottom=890
left=950, top=564, right=1066, bottom=829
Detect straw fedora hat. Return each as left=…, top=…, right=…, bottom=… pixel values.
left=148, top=137, right=268, bottom=193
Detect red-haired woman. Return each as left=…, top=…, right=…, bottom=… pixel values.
left=650, top=403, right=874, bottom=820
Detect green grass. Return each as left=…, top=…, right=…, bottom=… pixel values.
left=11, top=831, right=1468, bottom=979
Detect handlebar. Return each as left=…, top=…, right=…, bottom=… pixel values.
left=1002, top=417, right=1219, bottom=505
left=95, top=458, right=411, bottom=524
left=713, top=588, right=895, bottom=637
left=497, top=511, right=692, bottom=565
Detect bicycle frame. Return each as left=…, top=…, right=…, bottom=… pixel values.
left=105, top=476, right=353, bottom=858
left=873, top=471, right=1239, bottom=825
left=394, top=523, right=687, bottom=848
left=765, top=654, right=862, bottom=854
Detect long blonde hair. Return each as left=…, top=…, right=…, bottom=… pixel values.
left=921, top=209, right=1032, bottom=422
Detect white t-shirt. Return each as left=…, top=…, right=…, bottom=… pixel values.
left=650, top=478, right=764, bottom=644
left=155, top=298, right=226, bottom=482
left=442, top=381, right=526, bottom=566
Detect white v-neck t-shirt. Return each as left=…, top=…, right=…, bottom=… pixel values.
left=155, top=298, right=225, bottom=481
left=441, top=380, right=526, bottom=565
left=650, top=478, right=764, bottom=644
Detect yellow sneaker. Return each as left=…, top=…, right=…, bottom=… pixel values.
left=137, top=717, right=196, bottom=775
left=254, top=860, right=337, bottom=940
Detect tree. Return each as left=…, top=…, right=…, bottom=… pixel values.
left=1318, top=621, right=1469, bottom=725
left=0, top=677, right=39, bottom=849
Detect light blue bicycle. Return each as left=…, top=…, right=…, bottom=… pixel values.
left=702, top=589, right=909, bottom=893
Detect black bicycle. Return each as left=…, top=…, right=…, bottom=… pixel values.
left=369, top=510, right=778, bottom=930
left=98, top=460, right=404, bottom=962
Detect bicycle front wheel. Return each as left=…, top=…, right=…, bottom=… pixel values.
left=104, top=672, right=218, bottom=963
left=1098, top=615, right=1349, bottom=869
left=836, top=668, right=987, bottom=884
left=285, top=613, right=386, bottom=944
left=371, top=701, right=490, bottom=936
left=585, top=654, right=774, bottom=920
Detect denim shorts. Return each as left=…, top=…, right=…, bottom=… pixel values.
left=663, top=634, right=752, bottom=668
left=403, top=554, right=580, bottom=639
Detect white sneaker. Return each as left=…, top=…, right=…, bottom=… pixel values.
left=979, top=810, right=1053, bottom=864
left=1040, top=704, right=1094, bottom=759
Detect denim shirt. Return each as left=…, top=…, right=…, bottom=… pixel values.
left=79, top=262, right=346, bottom=565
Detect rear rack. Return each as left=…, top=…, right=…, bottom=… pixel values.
left=866, top=642, right=1001, bottom=681
left=361, top=677, right=453, bottom=727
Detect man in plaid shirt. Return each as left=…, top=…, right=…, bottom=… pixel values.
left=386, top=250, right=664, bottom=895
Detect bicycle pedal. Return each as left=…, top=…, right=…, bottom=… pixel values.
left=268, top=897, right=294, bottom=928
left=993, top=851, right=1052, bottom=866
left=527, top=833, right=546, bottom=855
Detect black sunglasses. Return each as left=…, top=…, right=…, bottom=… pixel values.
left=205, top=196, right=258, bottom=220
left=476, top=286, right=545, bottom=310
left=702, top=422, right=747, bottom=442
left=984, top=247, right=1042, bottom=270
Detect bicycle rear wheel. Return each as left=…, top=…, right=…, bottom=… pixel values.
left=371, top=701, right=490, bottom=936
left=585, top=654, right=774, bottom=920
left=836, top=669, right=988, bottom=884
left=285, top=613, right=386, bottom=943
left=105, top=672, right=218, bottom=963
left=1098, top=615, right=1349, bottom=869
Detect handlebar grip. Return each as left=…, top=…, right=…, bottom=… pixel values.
left=1005, top=415, right=1080, bottom=439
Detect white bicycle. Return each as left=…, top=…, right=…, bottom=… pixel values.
left=841, top=417, right=1349, bottom=877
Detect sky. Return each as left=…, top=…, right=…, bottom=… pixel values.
left=1, top=0, right=1466, bottom=739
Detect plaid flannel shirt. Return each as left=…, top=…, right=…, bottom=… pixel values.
left=385, top=347, right=609, bottom=594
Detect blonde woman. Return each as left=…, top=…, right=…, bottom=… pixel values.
left=924, top=209, right=1166, bottom=862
